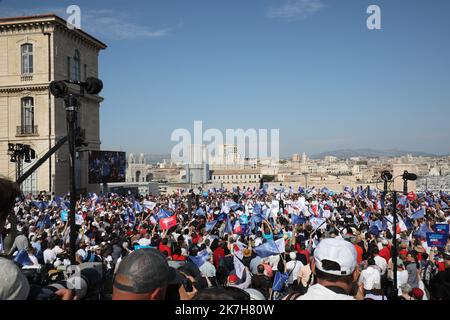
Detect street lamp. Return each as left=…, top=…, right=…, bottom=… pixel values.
left=49, top=77, right=103, bottom=263
left=379, top=169, right=417, bottom=298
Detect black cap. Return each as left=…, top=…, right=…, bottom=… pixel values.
left=114, top=248, right=182, bottom=294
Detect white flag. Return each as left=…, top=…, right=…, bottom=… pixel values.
left=275, top=238, right=285, bottom=254
left=143, top=200, right=156, bottom=210
left=233, top=256, right=245, bottom=279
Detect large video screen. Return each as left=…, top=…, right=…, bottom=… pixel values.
left=88, top=150, right=126, bottom=184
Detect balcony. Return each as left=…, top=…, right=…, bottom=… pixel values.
left=20, top=74, right=33, bottom=81
left=16, top=125, right=38, bottom=137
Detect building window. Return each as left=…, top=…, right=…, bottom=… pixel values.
left=84, top=64, right=87, bottom=81
left=21, top=97, right=34, bottom=133
left=73, top=50, right=81, bottom=81
left=67, top=57, right=71, bottom=78
left=21, top=44, right=33, bottom=74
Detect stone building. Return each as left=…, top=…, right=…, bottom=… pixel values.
left=0, top=14, right=107, bottom=195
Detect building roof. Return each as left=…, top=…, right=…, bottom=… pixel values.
left=211, top=170, right=261, bottom=175
left=0, top=13, right=107, bottom=50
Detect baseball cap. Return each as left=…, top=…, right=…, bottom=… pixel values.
left=0, top=258, right=30, bottom=300
left=114, top=248, right=182, bottom=294
left=228, top=274, right=239, bottom=284
left=314, top=238, right=357, bottom=276
left=411, top=287, right=424, bottom=299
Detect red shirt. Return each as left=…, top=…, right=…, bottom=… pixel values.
left=213, top=247, right=225, bottom=268
left=380, top=246, right=391, bottom=263
left=192, top=235, right=202, bottom=245
left=399, top=249, right=408, bottom=258
left=172, top=254, right=186, bottom=261
left=159, top=244, right=172, bottom=257
left=354, top=244, right=363, bottom=264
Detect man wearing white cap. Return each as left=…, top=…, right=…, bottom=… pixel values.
left=297, top=238, right=360, bottom=300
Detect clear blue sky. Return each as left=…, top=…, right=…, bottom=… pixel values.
left=2, top=0, right=450, bottom=156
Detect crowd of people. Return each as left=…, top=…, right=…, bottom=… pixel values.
left=1, top=176, right=449, bottom=300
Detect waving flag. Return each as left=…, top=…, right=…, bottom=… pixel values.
left=233, top=220, right=242, bottom=234
left=415, top=223, right=433, bottom=239
left=310, top=217, right=327, bottom=231
left=411, top=208, right=425, bottom=220
left=224, top=218, right=234, bottom=234
left=195, top=208, right=206, bottom=216
left=143, top=200, right=157, bottom=211
left=159, top=215, right=177, bottom=230
left=156, top=209, right=174, bottom=221
left=216, top=212, right=227, bottom=222
left=272, top=271, right=289, bottom=292
left=133, top=201, right=143, bottom=212
left=275, top=238, right=285, bottom=254
left=232, top=241, right=247, bottom=260
left=205, top=220, right=218, bottom=232
left=189, top=250, right=210, bottom=267
left=14, top=249, right=33, bottom=266
left=255, top=240, right=279, bottom=258
left=233, top=256, right=245, bottom=279
left=292, top=214, right=306, bottom=225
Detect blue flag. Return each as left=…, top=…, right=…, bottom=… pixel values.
left=411, top=208, right=425, bottom=220
left=292, top=214, right=306, bottom=225
left=415, top=223, right=433, bottom=239
left=224, top=218, right=233, bottom=234
left=205, top=220, right=218, bottom=232
left=403, top=218, right=414, bottom=230
left=272, top=271, right=289, bottom=292
left=189, top=250, right=210, bottom=267
left=195, top=208, right=206, bottom=216
left=14, top=249, right=32, bottom=266
left=133, top=201, right=143, bottom=212
left=216, top=212, right=227, bottom=222
left=156, top=209, right=174, bottom=220
left=255, top=240, right=279, bottom=258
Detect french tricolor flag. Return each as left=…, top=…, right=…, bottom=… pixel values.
left=233, top=220, right=242, bottom=234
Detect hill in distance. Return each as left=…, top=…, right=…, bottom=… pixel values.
left=310, top=148, right=439, bottom=159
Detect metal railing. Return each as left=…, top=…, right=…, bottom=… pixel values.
left=16, top=125, right=38, bottom=136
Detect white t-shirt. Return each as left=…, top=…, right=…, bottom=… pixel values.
left=286, top=260, right=303, bottom=285
left=397, top=270, right=409, bottom=294
left=297, top=284, right=355, bottom=300
left=138, top=238, right=151, bottom=246
left=359, top=266, right=381, bottom=290
left=43, top=248, right=57, bottom=264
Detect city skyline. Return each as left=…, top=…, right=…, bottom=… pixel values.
left=1, top=0, right=449, bottom=156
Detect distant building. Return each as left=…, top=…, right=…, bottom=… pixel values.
left=211, top=169, right=262, bottom=185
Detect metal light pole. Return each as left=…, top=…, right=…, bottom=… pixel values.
left=380, top=170, right=417, bottom=298
left=65, top=94, right=79, bottom=263
left=49, top=77, right=103, bottom=263
left=391, top=190, right=398, bottom=296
